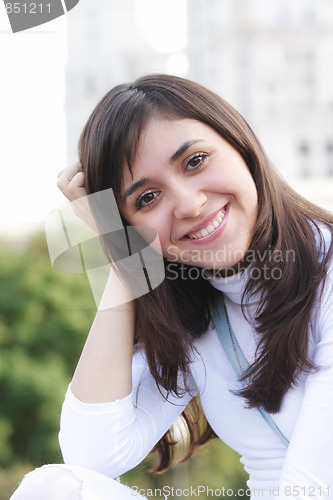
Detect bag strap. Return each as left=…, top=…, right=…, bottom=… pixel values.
left=211, top=294, right=289, bottom=448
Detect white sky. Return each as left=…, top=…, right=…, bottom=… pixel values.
left=135, top=0, right=187, bottom=53
left=0, top=0, right=188, bottom=240
left=0, top=4, right=67, bottom=239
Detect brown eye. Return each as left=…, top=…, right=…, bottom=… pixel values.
left=135, top=190, right=159, bottom=210
left=141, top=192, right=155, bottom=204
left=186, top=153, right=208, bottom=171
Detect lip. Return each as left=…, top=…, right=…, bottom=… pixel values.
left=180, top=203, right=230, bottom=242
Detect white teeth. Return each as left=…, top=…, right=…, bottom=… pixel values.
left=186, top=208, right=226, bottom=240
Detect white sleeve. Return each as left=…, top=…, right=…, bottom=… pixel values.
left=59, top=347, right=196, bottom=478
left=278, top=269, right=333, bottom=498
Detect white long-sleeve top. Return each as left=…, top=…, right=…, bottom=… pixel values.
left=59, top=227, right=333, bottom=499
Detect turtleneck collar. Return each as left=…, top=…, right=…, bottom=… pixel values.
left=205, top=265, right=260, bottom=305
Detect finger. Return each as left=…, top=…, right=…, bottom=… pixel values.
left=58, top=160, right=83, bottom=180
left=57, top=171, right=87, bottom=202
left=70, top=171, right=85, bottom=189
left=57, top=165, right=84, bottom=190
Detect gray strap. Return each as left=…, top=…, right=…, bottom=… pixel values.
left=211, top=295, right=289, bottom=448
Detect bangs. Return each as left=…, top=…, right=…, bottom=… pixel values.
left=80, top=74, right=267, bottom=209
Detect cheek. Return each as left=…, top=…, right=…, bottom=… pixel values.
left=244, top=185, right=259, bottom=239
left=249, top=185, right=259, bottom=221
left=123, top=225, right=165, bottom=261
left=123, top=215, right=171, bottom=257
left=150, top=228, right=176, bottom=262
left=238, top=174, right=258, bottom=213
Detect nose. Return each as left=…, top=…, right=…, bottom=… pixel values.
left=172, top=185, right=207, bottom=220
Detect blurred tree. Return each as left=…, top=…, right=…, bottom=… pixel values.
left=0, top=234, right=95, bottom=466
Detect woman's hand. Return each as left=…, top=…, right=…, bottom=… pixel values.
left=57, top=160, right=86, bottom=201
left=57, top=161, right=99, bottom=233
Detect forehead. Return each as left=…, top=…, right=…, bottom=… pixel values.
left=120, top=116, right=235, bottom=193
left=133, top=117, right=219, bottom=160
left=120, top=117, right=211, bottom=197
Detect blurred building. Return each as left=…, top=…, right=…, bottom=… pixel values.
left=186, top=0, right=333, bottom=181
left=65, top=0, right=333, bottom=203
left=65, top=0, right=184, bottom=162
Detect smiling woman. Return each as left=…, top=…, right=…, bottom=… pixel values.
left=119, top=117, right=258, bottom=270
left=11, top=74, right=333, bottom=499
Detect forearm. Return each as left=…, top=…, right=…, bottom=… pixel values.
left=71, top=266, right=135, bottom=403
left=71, top=303, right=134, bottom=403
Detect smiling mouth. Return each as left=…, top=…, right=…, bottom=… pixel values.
left=183, top=206, right=227, bottom=240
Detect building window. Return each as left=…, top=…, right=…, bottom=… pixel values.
left=326, top=141, right=333, bottom=176
left=299, top=141, right=311, bottom=176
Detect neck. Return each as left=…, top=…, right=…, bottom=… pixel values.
left=209, top=256, right=251, bottom=279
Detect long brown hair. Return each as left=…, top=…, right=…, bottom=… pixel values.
left=78, top=74, right=333, bottom=471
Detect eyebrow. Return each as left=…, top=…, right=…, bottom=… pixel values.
left=122, top=177, right=150, bottom=203
left=122, top=139, right=205, bottom=203
left=170, top=139, right=204, bottom=163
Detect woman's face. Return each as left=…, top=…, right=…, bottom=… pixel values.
left=119, top=117, right=258, bottom=271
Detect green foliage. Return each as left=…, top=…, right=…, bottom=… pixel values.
left=0, top=234, right=95, bottom=468
left=0, top=463, right=34, bottom=500
left=0, top=233, right=248, bottom=499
